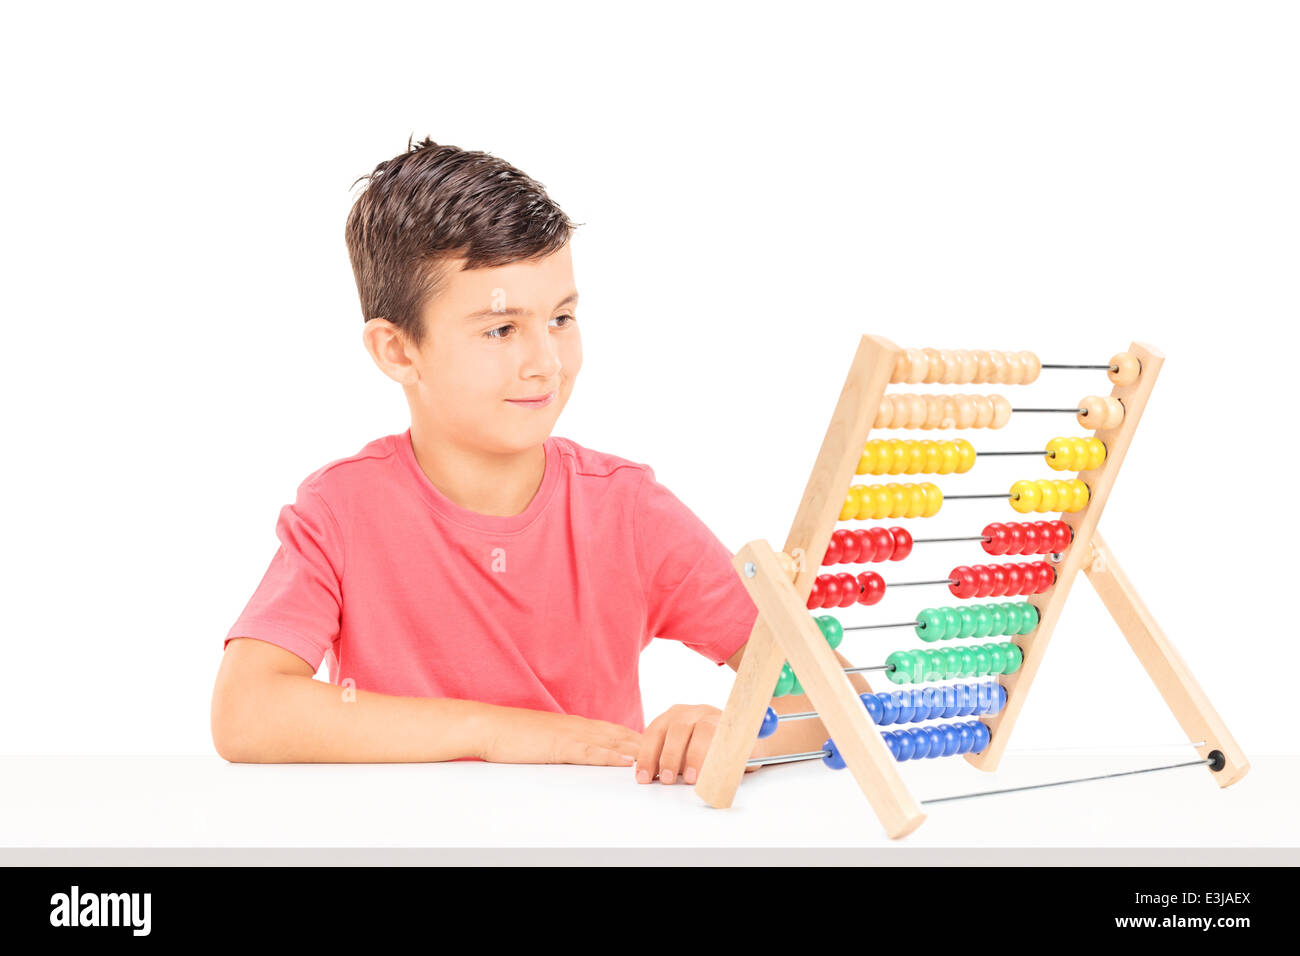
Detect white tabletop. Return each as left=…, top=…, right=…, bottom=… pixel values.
left=2, top=754, right=1295, bottom=864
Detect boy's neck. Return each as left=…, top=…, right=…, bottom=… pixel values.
left=408, top=423, right=547, bottom=517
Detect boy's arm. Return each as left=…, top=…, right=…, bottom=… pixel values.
left=211, top=637, right=641, bottom=765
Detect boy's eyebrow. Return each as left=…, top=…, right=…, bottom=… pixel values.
left=463, top=292, right=579, bottom=322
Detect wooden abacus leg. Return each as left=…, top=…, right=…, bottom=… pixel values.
left=1083, top=531, right=1250, bottom=787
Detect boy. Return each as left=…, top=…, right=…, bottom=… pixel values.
left=211, top=136, right=852, bottom=785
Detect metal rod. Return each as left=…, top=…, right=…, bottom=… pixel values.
left=976, top=450, right=1051, bottom=456
left=883, top=578, right=958, bottom=587
left=843, top=664, right=897, bottom=675
left=918, top=758, right=1214, bottom=805
left=1041, top=363, right=1117, bottom=371
left=746, top=750, right=830, bottom=767
left=911, top=535, right=991, bottom=544
left=942, top=493, right=1012, bottom=499
left=843, top=621, right=921, bottom=631
left=1011, top=407, right=1085, bottom=413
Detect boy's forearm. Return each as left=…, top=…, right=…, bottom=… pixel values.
left=222, top=672, right=506, bottom=763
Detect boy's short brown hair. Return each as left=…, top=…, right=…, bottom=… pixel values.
left=344, top=135, right=578, bottom=348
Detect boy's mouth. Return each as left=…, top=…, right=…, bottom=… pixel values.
left=506, top=390, right=557, bottom=408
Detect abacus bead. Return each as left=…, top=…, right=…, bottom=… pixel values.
left=861, top=693, right=884, bottom=724
left=1018, top=603, right=1039, bottom=634
left=921, top=482, right=944, bottom=517
left=869, top=485, right=892, bottom=520
left=1104, top=397, right=1126, bottom=429
left=1034, top=521, right=1055, bottom=552
left=858, top=442, right=879, bottom=475
left=758, top=707, right=779, bottom=739
left=906, top=727, right=928, bottom=760
left=974, top=605, right=994, bottom=638
left=941, top=606, right=962, bottom=640
left=1021, top=523, right=1041, bottom=554
left=820, top=575, right=841, bottom=608
left=950, top=566, right=979, bottom=599
left=807, top=577, right=825, bottom=609
left=995, top=684, right=1008, bottom=713
left=1037, top=562, right=1056, bottom=591
left=941, top=647, right=963, bottom=679
left=916, top=607, right=944, bottom=642
left=1037, top=481, right=1058, bottom=513
left=1003, top=353, right=1025, bottom=385
left=990, top=395, right=1012, bottom=428
left=881, top=732, right=900, bottom=761
left=1006, top=522, right=1027, bottom=554
left=973, top=395, right=995, bottom=428
left=956, top=349, right=979, bottom=383
left=1003, top=643, right=1024, bottom=673
left=983, top=522, right=1008, bottom=555
left=987, top=351, right=1008, bottom=383
left=886, top=483, right=908, bottom=517
left=816, top=615, right=844, bottom=649
left=1011, top=480, right=1040, bottom=513
left=956, top=439, right=976, bottom=472
left=858, top=571, right=886, bottom=606
left=836, top=571, right=860, bottom=608
left=922, top=442, right=943, bottom=472
left=1054, top=479, right=1075, bottom=511
left=905, top=484, right=927, bottom=518
left=879, top=693, right=899, bottom=725
left=904, top=349, right=930, bottom=383
left=958, top=606, right=979, bottom=639
left=1020, top=352, right=1042, bottom=384
left=924, top=727, right=946, bottom=758
left=904, top=442, right=926, bottom=475
left=957, top=723, right=975, bottom=754
left=1003, top=602, right=1023, bottom=634
left=989, top=564, right=1009, bottom=597
left=883, top=440, right=905, bottom=474
left=1045, top=436, right=1070, bottom=471
left=1088, top=440, right=1107, bottom=470
left=1069, top=438, right=1090, bottom=469
left=1053, top=521, right=1073, bottom=551
left=956, top=683, right=975, bottom=716
left=867, top=526, right=893, bottom=562
left=1078, top=396, right=1107, bottom=429
left=894, top=690, right=916, bottom=724
left=925, top=649, right=946, bottom=682
left=1108, top=351, right=1140, bottom=385
left=889, top=527, right=913, bottom=561
left=958, top=647, right=977, bottom=677
left=1072, top=480, right=1091, bottom=512
left=822, top=531, right=843, bottom=565
left=886, top=651, right=912, bottom=684
left=988, top=643, right=1007, bottom=674
left=831, top=529, right=855, bottom=564
left=822, top=738, right=846, bottom=770
left=839, top=491, right=858, bottom=522
left=789, top=670, right=804, bottom=695
left=942, top=685, right=960, bottom=718
left=973, top=646, right=991, bottom=676
left=1004, top=564, right=1024, bottom=595
left=941, top=725, right=962, bottom=757
left=774, top=663, right=795, bottom=697
left=969, top=721, right=991, bottom=753
left=852, top=484, right=873, bottom=519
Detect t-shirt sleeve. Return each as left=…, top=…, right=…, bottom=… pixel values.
left=634, top=467, right=757, bottom=666
left=223, top=481, right=344, bottom=672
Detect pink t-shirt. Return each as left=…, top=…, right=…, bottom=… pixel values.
left=224, top=429, right=757, bottom=734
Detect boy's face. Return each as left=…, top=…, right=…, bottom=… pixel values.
left=376, top=242, right=581, bottom=455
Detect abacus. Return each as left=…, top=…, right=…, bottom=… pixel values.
left=694, top=335, right=1248, bottom=839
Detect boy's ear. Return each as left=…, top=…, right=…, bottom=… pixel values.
left=362, top=318, right=419, bottom=386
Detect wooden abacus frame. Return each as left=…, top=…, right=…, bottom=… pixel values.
left=693, top=334, right=1249, bottom=839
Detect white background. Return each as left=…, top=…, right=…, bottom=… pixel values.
left=2, top=1, right=1296, bottom=768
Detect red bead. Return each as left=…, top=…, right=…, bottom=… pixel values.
left=807, top=577, right=823, bottom=608
left=819, top=575, right=840, bottom=608
left=973, top=565, right=993, bottom=597
left=1021, top=524, right=1040, bottom=555
left=864, top=526, right=890, bottom=562
left=854, top=529, right=875, bottom=563
left=983, top=522, right=1009, bottom=556
left=888, top=527, right=913, bottom=561
left=1007, top=523, right=1026, bottom=555
left=835, top=572, right=859, bottom=608
left=990, top=564, right=1009, bottom=596
left=836, top=529, right=859, bottom=564
left=1005, top=563, right=1024, bottom=594
left=950, top=566, right=978, bottom=599
left=858, top=571, right=886, bottom=606
left=1054, top=521, right=1073, bottom=551
left=1030, top=562, right=1051, bottom=592
left=823, top=532, right=844, bottom=566
left=1032, top=522, right=1052, bottom=553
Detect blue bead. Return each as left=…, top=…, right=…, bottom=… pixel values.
left=976, top=682, right=994, bottom=714
left=941, top=725, right=961, bottom=757
left=880, top=694, right=899, bottom=725
left=893, top=691, right=915, bottom=725
left=861, top=693, right=883, bottom=725
left=942, top=685, right=959, bottom=718
left=907, top=727, right=929, bottom=760
left=920, top=687, right=939, bottom=720
left=924, top=726, right=945, bottom=758
left=758, top=707, right=779, bottom=739
left=957, top=723, right=974, bottom=754
left=995, top=684, right=1008, bottom=714
left=883, top=731, right=901, bottom=761
left=969, top=721, right=991, bottom=753
left=822, top=738, right=846, bottom=770
left=896, top=729, right=916, bottom=761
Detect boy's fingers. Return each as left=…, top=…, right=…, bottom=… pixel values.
left=634, top=716, right=669, bottom=783
left=682, top=721, right=715, bottom=783
left=657, top=719, right=694, bottom=784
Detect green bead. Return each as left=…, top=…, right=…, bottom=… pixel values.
left=774, top=663, right=795, bottom=698
left=940, top=607, right=961, bottom=640
left=886, top=651, right=913, bottom=684
left=988, top=644, right=1007, bottom=674
left=958, top=607, right=978, bottom=639
left=816, top=615, right=844, bottom=649
left=1017, top=604, right=1039, bottom=635
left=789, top=670, right=804, bottom=696
left=916, top=608, right=944, bottom=643
left=941, top=647, right=962, bottom=679
left=973, top=606, right=994, bottom=638
left=1003, top=642, right=1024, bottom=674
left=1003, top=603, right=1022, bottom=635
left=958, top=648, right=976, bottom=677
left=989, top=604, right=1008, bottom=636
left=973, top=646, right=991, bottom=676
left=912, top=649, right=933, bottom=683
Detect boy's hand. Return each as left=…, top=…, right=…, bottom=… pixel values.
left=480, top=710, right=642, bottom=767
left=635, top=704, right=758, bottom=785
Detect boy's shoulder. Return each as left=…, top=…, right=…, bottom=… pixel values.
left=296, top=433, right=403, bottom=500
left=551, top=435, right=651, bottom=484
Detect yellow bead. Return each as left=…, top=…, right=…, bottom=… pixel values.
left=922, top=482, right=944, bottom=517
left=868, top=485, right=891, bottom=519
left=905, top=484, right=927, bottom=518
left=1037, top=480, right=1058, bottom=513
left=1069, top=438, right=1089, bottom=470
left=937, top=442, right=959, bottom=474
left=1011, top=480, right=1039, bottom=513
left=1045, top=436, right=1072, bottom=471
left=923, top=441, right=943, bottom=473
left=904, top=441, right=926, bottom=475
left=1071, top=479, right=1090, bottom=512
left=840, top=489, right=859, bottom=521
left=1054, top=480, right=1075, bottom=512
left=1088, top=439, right=1107, bottom=470
left=883, top=439, right=905, bottom=474
left=887, top=483, right=909, bottom=518
left=955, top=439, right=976, bottom=473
